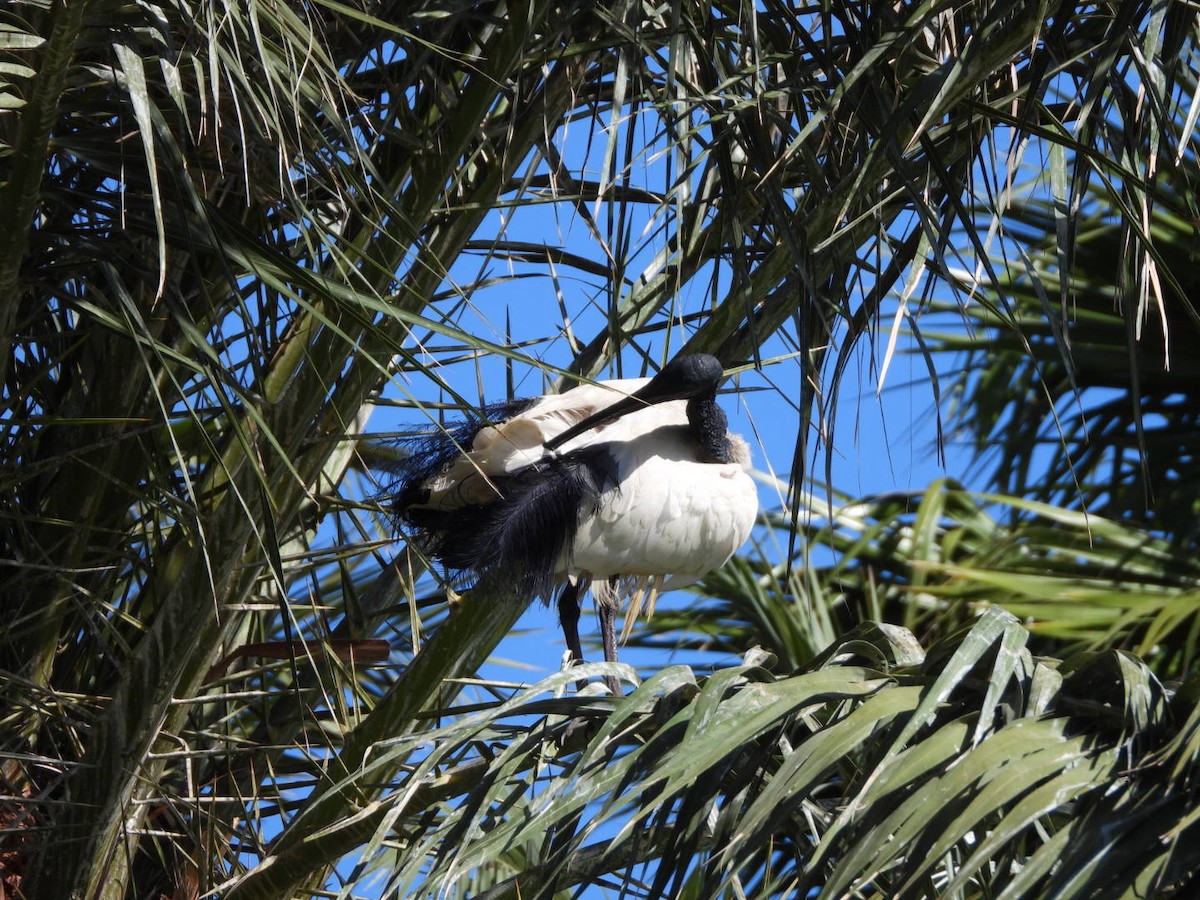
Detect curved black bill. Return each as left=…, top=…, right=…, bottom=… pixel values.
left=543, top=354, right=724, bottom=452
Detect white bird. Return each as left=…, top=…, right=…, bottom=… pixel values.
left=392, top=353, right=757, bottom=692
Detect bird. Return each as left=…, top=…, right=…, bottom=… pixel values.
left=391, top=353, right=757, bottom=693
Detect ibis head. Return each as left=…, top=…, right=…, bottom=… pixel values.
left=544, top=353, right=728, bottom=454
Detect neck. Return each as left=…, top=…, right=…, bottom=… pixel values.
left=687, top=394, right=732, bottom=463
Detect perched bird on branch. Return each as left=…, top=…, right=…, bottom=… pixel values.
left=392, top=353, right=757, bottom=693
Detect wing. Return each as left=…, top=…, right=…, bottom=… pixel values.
left=407, top=376, right=653, bottom=512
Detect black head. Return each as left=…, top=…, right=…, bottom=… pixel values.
left=634, top=353, right=724, bottom=404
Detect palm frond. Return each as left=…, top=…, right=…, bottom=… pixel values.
left=220, top=611, right=1200, bottom=899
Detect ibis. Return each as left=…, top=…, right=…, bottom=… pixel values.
left=392, top=353, right=757, bottom=692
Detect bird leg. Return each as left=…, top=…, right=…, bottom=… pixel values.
left=598, top=577, right=623, bottom=695
left=557, top=583, right=588, bottom=691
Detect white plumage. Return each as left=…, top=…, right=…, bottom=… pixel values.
left=393, top=354, right=757, bottom=692
left=566, top=406, right=754, bottom=582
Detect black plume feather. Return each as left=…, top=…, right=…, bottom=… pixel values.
left=387, top=397, right=536, bottom=514
left=423, top=448, right=614, bottom=598
left=387, top=402, right=617, bottom=599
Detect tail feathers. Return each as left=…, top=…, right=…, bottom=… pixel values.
left=423, top=447, right=614, bottom=599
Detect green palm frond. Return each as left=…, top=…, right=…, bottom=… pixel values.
left=674, top=483, right=1200, bottom=678
left=935, top=184, right=1200, bottom=546
left=925, top=50, right=1200, bottom=544
left=216, top=610, right=1200, bottom=899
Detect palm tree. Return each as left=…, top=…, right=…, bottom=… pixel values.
left=2, top=0, right=1198, bottom=897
